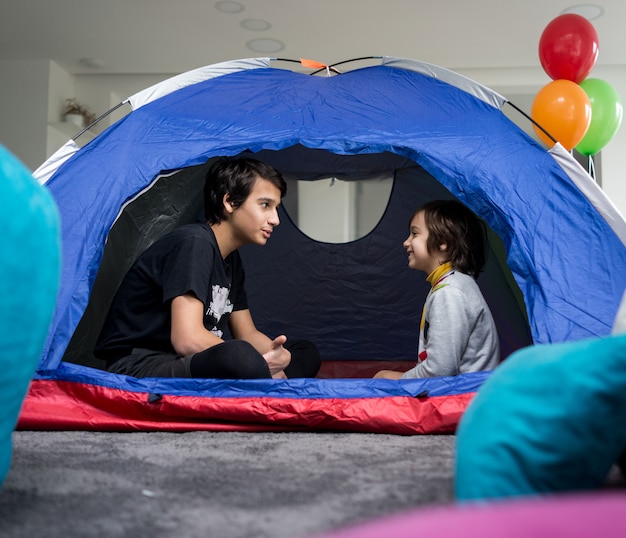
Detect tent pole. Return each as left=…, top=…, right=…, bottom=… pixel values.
left=505, top=101, right=558, bottom=146
left=72, top=102, right=128, bottom=141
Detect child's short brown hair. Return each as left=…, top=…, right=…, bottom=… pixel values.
left=415, top=199, right=487, bottom=278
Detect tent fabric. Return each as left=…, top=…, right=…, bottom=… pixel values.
left=33, top=139, right=80, bottom=185
left=126, top=57, right=271, bottom=110
left=549, top=143, right=626, bottom=245
left=60, top=152, right=531, bottom=370
left=20, top=363, right=488, bottom=434
left=23, top=56, right=626, bottom=433
left=236, top=157, right=531, bottom=363
left=381, top=57, right=507, bottom=109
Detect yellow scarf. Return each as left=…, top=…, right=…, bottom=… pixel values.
left=421, top=262, right=453, bottom=331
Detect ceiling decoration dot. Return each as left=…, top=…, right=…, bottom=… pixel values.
left=215, top=1, right=244, bottom=14
left=246, top=38, right=285, bottom=53
left=241, top=19, right=271, bottom=31
left=560, top=4, right=605, bottom=20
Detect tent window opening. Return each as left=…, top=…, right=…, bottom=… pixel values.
left=281, top=176, right=394, bottom=243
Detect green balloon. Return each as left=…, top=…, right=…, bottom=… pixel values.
left=576, top=78, right=623, bottom=156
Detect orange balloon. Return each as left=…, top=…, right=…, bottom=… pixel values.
left=531, top=80, right=591, bottom=150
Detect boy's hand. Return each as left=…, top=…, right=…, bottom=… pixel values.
left=263, top=334, right=291, bottom=376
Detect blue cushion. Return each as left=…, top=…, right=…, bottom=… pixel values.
left=455, top=332, right=626, bottom=501
left=0, top=146, right=60, bottom=487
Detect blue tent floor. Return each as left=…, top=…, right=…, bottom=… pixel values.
left=0, top=430, right=459, bottom=537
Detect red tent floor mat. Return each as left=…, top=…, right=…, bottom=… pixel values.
left=317, top=360, right=415, bottom=379
left=17, top=379, right=475, bottom=434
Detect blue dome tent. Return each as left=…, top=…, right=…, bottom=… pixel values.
left=20, top=57, right=626, bottom=433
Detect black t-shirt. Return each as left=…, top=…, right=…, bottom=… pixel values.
left=94, top=223, right=247, bottom=363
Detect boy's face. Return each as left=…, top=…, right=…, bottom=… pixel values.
left=403, top=210, right=442, bottom=275
left=229, top=176, right=282, bottom=246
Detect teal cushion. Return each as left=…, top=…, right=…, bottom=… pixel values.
left=455, top=332, right=626, bottom=501
left=0, top=146, right=60, bottom=487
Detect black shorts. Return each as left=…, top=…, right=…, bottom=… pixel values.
left=107, top=339, right=320, bottom=379
left=107, top=347, right=194, bottom=378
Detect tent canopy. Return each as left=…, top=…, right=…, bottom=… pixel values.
left=22, top=56, right=626, bottom=433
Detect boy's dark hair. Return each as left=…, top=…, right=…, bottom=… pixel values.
left=204, top=157, right=286, bottom=224
left=416, top=199, right=488, bottom=278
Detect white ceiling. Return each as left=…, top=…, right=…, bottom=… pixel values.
left=0, top=1, right=623, bottom=77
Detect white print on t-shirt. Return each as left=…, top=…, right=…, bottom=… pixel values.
left=206, top=284, right=233, bottom=336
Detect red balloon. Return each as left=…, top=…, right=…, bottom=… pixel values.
left=539, top=14, right=599, bottom=83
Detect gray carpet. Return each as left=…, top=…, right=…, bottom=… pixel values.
left=0, top=431, right=457, bottom=538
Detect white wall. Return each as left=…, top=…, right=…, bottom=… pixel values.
left=298, top=179, right=356, bottom=243
left=0, top=60, right=59, bottom=170
left=0, top=60, right=170, bottom=171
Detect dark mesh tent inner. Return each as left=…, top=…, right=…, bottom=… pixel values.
left=63, top=146, right=532, bottom=376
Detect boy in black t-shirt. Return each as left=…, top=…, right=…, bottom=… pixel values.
left=95, top=157, right=320, bottom=379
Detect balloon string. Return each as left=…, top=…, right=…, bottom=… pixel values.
left=588, top=155, right=596, bottom=181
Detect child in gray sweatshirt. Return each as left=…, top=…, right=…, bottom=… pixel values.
left=374, top=200, right=500, bottom=379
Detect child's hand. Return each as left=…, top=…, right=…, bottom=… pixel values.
left=373, top=369, right=404, bottom=380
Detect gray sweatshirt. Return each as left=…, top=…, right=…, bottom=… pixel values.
left=401, top=267, right=500, bottom=379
